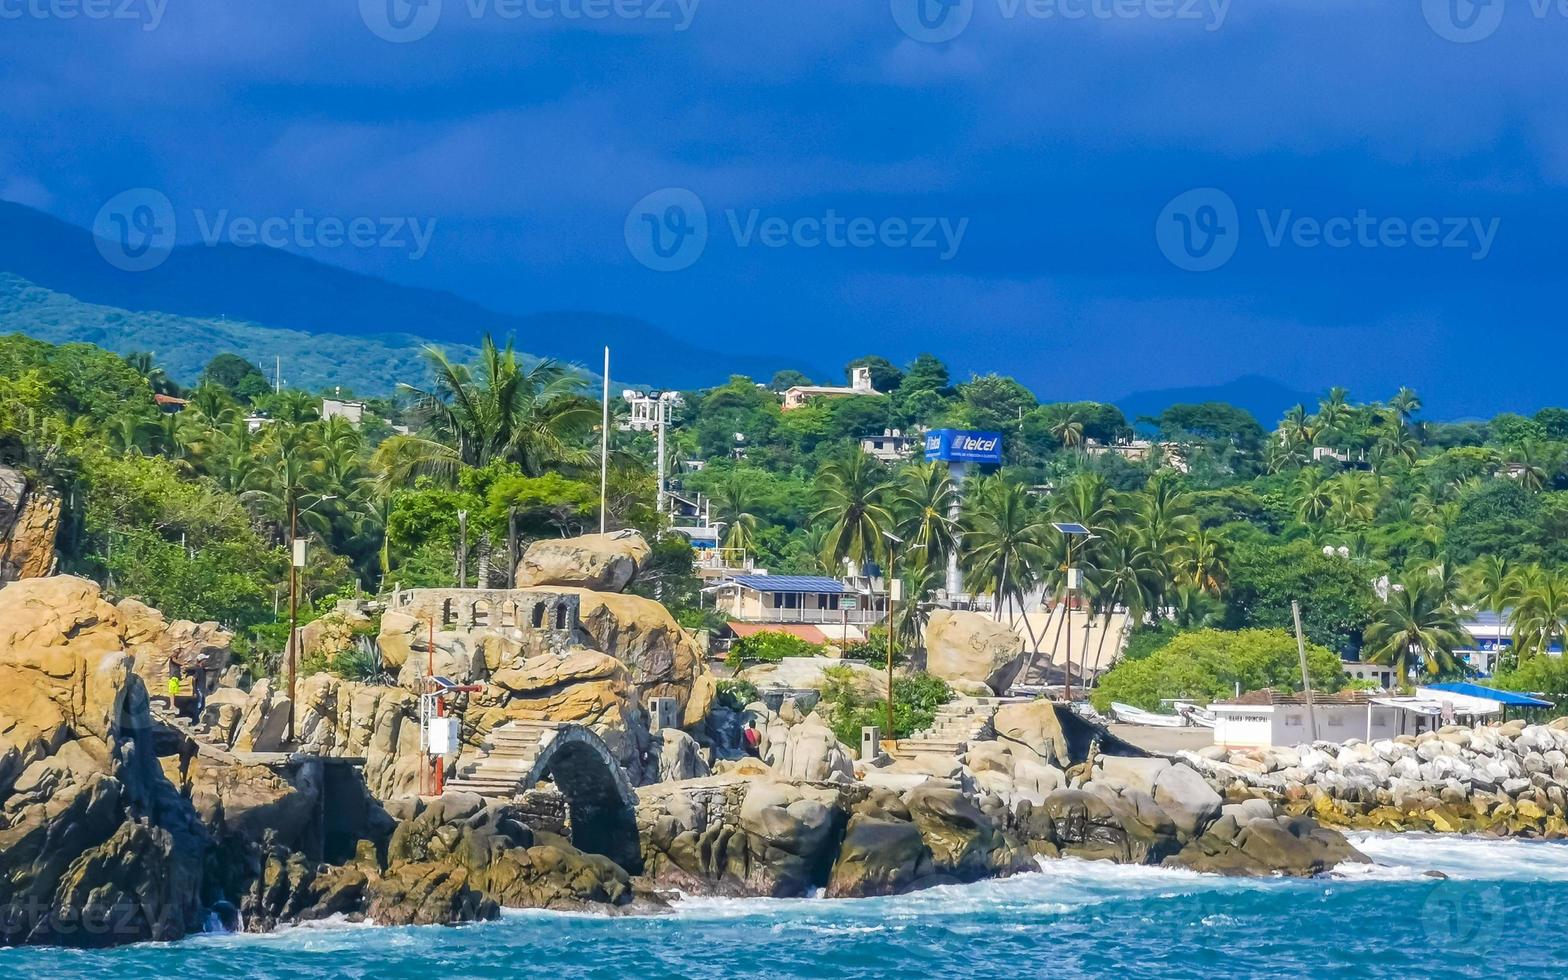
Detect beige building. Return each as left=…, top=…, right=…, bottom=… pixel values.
left=781, top=366, right=881, bottom=411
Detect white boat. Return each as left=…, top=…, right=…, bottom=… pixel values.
left=1110, top=701, right=1190, bottom=727
left=1176, top=703, right=1217, bottom=728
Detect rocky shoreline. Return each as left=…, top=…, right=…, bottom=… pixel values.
left=1178, top=719, right=1568, bottom=838
left=0, top=532, right=1551, bottom=950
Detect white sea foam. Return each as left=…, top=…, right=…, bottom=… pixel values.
left=1346, top=832, right=1568, bottom=881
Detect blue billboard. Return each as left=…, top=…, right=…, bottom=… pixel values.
left=924, top=429, right=1003, bottom=464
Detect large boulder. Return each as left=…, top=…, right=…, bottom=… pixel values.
left=653, top=729, right=711, bottom=782
left=0, top=576, right=208, bottom=947
left=0, top=465, right=59, bottom=584
left=514, top=530, right=651, bottom=593
left=924, top=610, right=1026, bottom=694
left=826, top=813, right=926, bottom=897
left=766, top=715, right=854, bottom=782
left=555, top=587, right=714, bottom=725
left=119, top=597, right=234, bottom=697
left=475, top=648, right=648, bottom=782
left=992, top=700, right=1071, bottom=768
left=1168, top=813, right=1368, bottom=876
left=1151, top=762, right=1223, bottom=838
left=637, top=777, right=846, bottom=897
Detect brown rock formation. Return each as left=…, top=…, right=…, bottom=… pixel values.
left=514, top=530, right=651, bottom=593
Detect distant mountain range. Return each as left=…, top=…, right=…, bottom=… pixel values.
left=0, top=200, right=1333, bottom=419
left=1115, top=375, right=1320, bottom=429
left=0, top=200, right=819, bottom=392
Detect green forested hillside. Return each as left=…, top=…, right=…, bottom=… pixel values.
left=0, top=273, right=476, bottom=395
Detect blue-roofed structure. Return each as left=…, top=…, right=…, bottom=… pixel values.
left=719, top=573, right=887, bottom=628
left=1423, top=682, right=1554, bottom=709
left=731, top=575, right=847, bottom=594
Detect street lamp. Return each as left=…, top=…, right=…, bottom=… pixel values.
left=880, top=530, right=904, bottom=744
left=285, top=493, right=336, bottom=745
left=1051, top=522, right=1094, bottom=702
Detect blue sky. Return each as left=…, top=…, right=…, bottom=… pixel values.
left=1, top=0, right=1564, bottom=417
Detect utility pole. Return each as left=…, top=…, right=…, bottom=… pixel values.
left=1064, top=535, right=1074, bottom=703
left=1293, top=600, right=1319, bottom=741
left=457, top=510, right=469, bottom=588
left=599, top=347, right=610, bottom=534
left=285, top=495, right=300, bottom=744
left=882, top=531, right=903, bottom=745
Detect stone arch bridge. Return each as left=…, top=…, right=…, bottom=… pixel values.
left=446, top=721, right=641, bottom=872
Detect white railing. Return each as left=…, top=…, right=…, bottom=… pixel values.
left=732, top=607, right=886, bottom=625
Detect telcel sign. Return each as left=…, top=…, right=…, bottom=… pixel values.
left=924, top=429, right=1003, bottom=465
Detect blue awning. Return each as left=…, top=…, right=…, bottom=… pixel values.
left=1424, top=682, right=1554, bottom=708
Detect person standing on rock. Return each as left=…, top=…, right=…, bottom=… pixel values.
left=744, top=720, right=761, bottom=757
left=178, top=734, right=199, bottom=792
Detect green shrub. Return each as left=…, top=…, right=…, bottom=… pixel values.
left=1492, top=656, right=1568, bottom=714
left=1091, top=628, right=1345, bottom=713
left=715, top=679, right=760, bottom=712
left=818, top=666, right=954, bottom=744
left=725, top=630, right=824, bottom=670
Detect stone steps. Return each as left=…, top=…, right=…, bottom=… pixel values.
left=444, top=721, right=562, bottom=798
left=888, top=697, right=1011, bottom=761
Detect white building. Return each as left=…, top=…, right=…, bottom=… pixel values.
left=1210, top=687, right=1513, bottom=749
left=859, top=428, right=916, bottom=463
left=1341, top=660, right=1396, bottom=689
left=1211, top=690, right=1404, bottom=749
left=322, top=397, right=367, bottom=425
left=781, top=366, right=881, bottom=411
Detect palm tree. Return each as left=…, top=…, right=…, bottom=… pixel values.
left=125, top=351, right=177, bottom=396
left=1466, top=554, right=1516, bottom=645
left=713, top=471, right=761, bottom=554
left=1508, top=565, right=1568, bottom=661
left=1135, top=474, right=1195, bottom=605
left=1180, top=526, right=1228, bottom=595
left=813, top=452, right=894, bottom=572
left=1330, top=471, right=1381, bottom=527
left=1278, top=403, right=1317, bottom=449
left=1315, top=387, right=1353, bottom=445
left=1505, top=440, right=1558, bottom=492
left=104, top=413, right=155, bottom=455
left=392, top=336, right=598, bottom=482
left=1363, top=575, right=1469, bottom=683
left=961, top=475, right=1049, bottom=619
left=1374, top=419, right=1419, bottom=470
left=1169, top=583, right=1223, bottom=629
left=1390, top=386, right=1422, bottom=424
left=894, top=461, right=959, bottom=568
left=1293, top=468, right=1334, bottom=525
left=1051, top=416, right=1085, bottom=451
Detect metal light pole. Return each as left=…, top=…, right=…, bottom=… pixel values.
left=286, top=494, right=300, bottom=744
left=285, top=494, right=335, bottom=746
left=1052, top=523, right=1093, bottom=702
left=882, top=530, right=903, bottom=742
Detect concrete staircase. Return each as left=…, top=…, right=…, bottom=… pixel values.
left=444, top=720, right=561, bottom=799
left=890, top=697, right=1018, bottom=760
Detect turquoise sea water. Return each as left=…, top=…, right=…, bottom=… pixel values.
left=7, top=834, right=1568, bottom=978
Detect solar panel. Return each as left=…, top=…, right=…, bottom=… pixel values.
left=1051, top=522, right=1091, bottom=535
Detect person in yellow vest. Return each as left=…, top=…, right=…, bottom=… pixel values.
left=167, top=671, right=182, bottom=705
